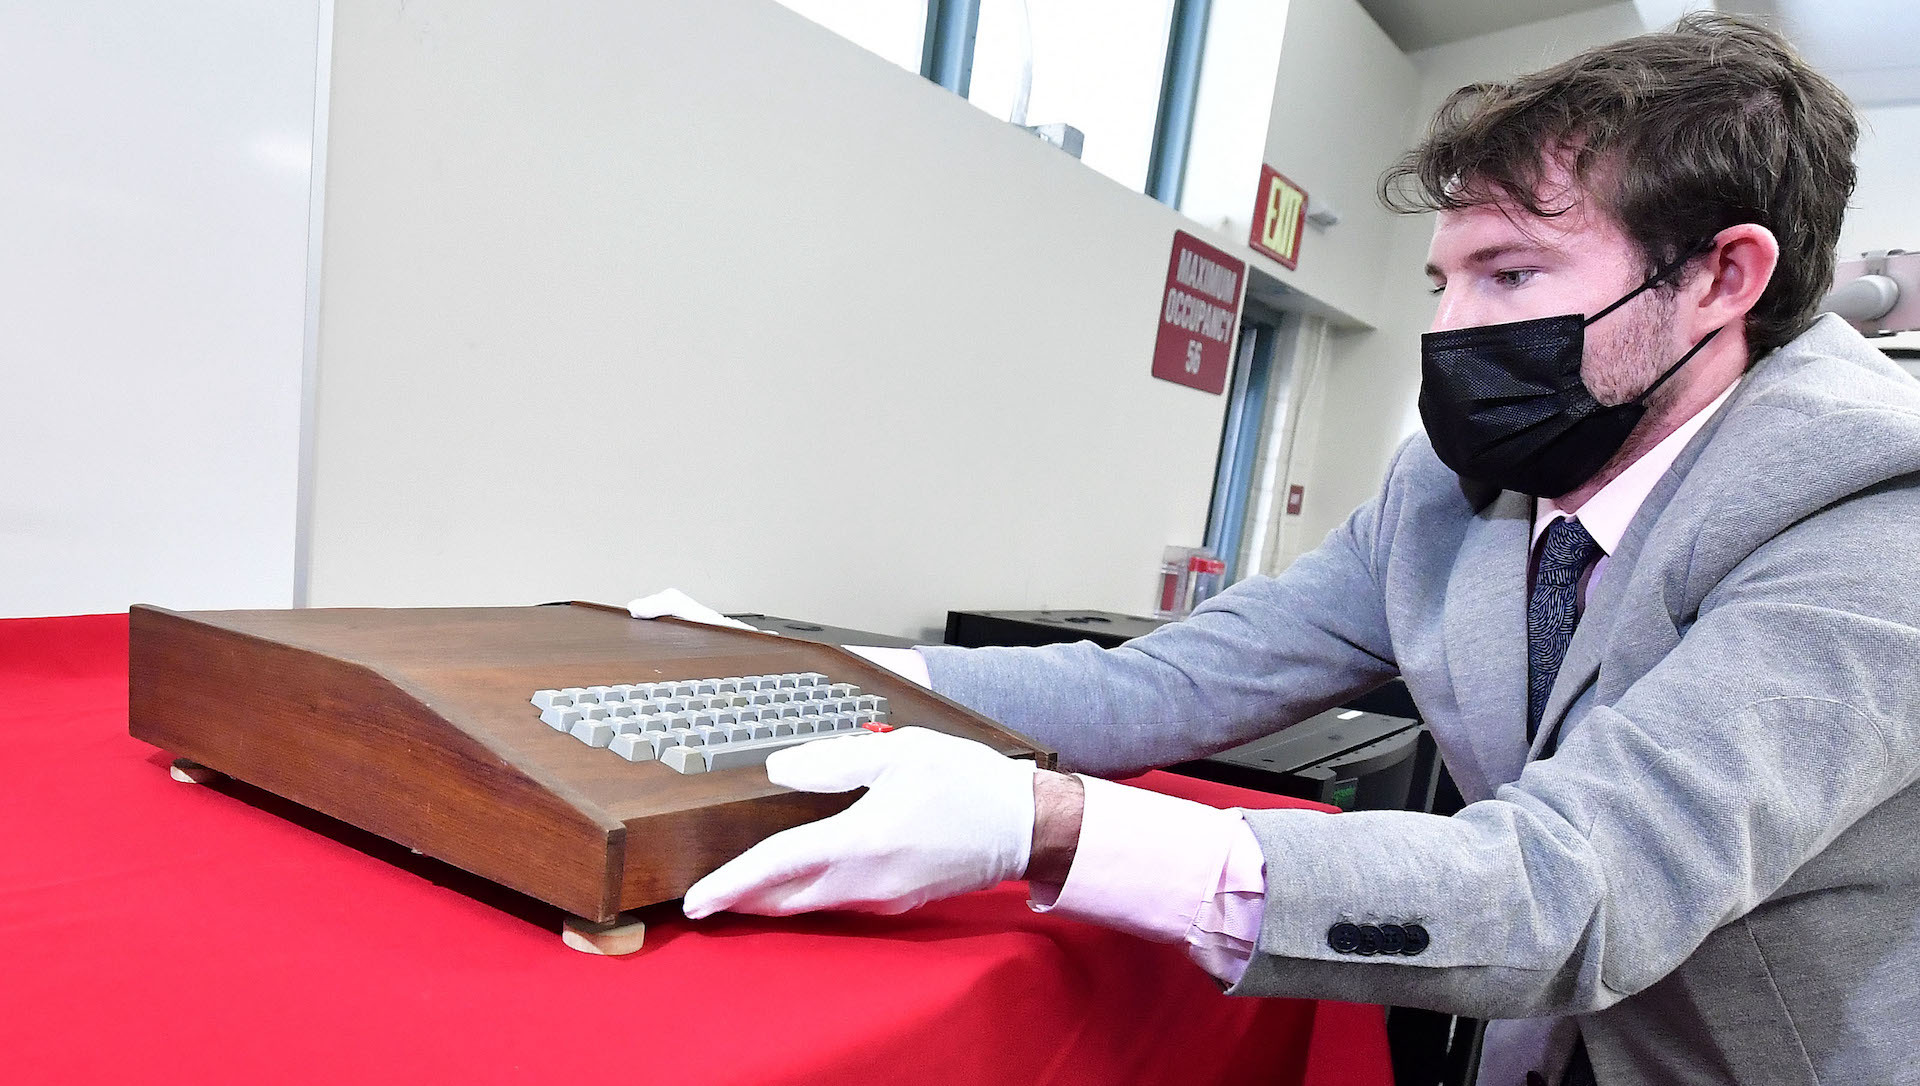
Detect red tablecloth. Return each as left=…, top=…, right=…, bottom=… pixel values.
left=0, top=614, right=1390, bottom=1086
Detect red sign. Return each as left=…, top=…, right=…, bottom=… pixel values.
left=1250, top=165, right=1307, bottom=270
left=1152, top=230, right=1245, bottom=395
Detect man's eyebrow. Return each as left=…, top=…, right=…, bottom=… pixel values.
left=1425, top=242, right=1563, bottom=280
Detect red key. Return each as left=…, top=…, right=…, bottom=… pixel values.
left=859, top=722, right=894, bottom=733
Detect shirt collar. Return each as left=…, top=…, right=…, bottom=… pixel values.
left=1532, top=378, right=1741, bottom=554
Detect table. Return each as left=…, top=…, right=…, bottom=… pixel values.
left=1, top=613, right=1391, bottom=1085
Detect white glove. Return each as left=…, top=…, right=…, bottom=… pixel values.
left=626, top=588, right=755, bottom=630
left=682, top=727, right=1037, bottom=918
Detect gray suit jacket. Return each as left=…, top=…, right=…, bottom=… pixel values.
left=920, top=315, right=1920, bottom=1085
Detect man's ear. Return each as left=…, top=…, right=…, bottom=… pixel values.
left=1686, top=224, right=1780, bottom=337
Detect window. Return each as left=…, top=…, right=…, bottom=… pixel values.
left=774, top=0, right=930, bottom=74
left=775, top=0, right=1212, bottom=206
left=967, top=0, right=1177, bottom=192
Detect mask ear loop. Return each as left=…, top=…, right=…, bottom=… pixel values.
left=1582, top=237, right=1717, bottom=328
left=1631, top=325, right=1723, bottom=406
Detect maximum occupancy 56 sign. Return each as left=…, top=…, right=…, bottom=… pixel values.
left=1152, top=230, right=1245, bottom=394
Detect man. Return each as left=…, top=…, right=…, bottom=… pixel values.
left=663, top=15, right=1920, bottom=1086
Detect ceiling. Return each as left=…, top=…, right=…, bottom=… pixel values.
left=1355, top=0, right=1920, bottom=107
left=1355, top=0, right=1622, bottom=52
left=1745, top=0, right=1920, bottom=107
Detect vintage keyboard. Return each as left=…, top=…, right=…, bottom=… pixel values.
left=128, top=602, right=1053, bottom=937
left=535, top=673, right=893, bottom=772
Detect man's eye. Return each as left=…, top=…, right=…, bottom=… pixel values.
left=1492, top=269, right=1538, bottom=288
left=1427, top=283, right=1445, bottom=296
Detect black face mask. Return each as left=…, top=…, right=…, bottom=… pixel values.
left=1419, top=245, right=1721, bottom=498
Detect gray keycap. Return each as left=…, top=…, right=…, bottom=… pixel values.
left=636, top=732, right=680, bottom=758
left=660, top=746, right=708, bottom=773
left=571, top=719, right=616, bottom=748
left=531, top=689, right=570, bottom=710
left=578, top=704, right=612, bottom=721
left=541, top=706, right=583, bottom=730
left=609, top=703, right=639, bottom=718
left=610, top=733, right=656, bottom=761
left=703, top=729, right=871, bottom=772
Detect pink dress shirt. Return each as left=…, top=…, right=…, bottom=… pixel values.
left=849, top=377, right=1743, bottom=987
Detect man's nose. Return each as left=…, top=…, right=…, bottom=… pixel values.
left=1429, top=288, right=1482, bottom=334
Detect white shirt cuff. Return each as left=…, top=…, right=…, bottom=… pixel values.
left=1031, top=774, right=1248, bottom=944
left=1187, top=817, right=1267, bottom=985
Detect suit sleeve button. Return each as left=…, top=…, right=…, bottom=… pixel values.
left=1355, top=925, right=1383, bottom=955
left=1378, top=923, right=1406, bottom=954
left=1401, top=923, right=1429, bottom=956
left=1327, top=922, right=1362, bottom=954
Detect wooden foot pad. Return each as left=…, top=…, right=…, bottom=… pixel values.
left=562, top=914, right=647, bottom=956
left=169, top=758, right=223, bottom=784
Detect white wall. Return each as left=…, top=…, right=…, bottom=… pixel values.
left=1256, top=0, right=1421, bottom=330
left=1842, top=104, right=1920, bottom=257
left=303, top=0, right=1236, bottom=639
left=28, top=1, right=1898, bottom=628
left=0, top=0, right=321, bottom=618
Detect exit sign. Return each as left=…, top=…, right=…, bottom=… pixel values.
left=1251, top=165, right=1307, bottom=270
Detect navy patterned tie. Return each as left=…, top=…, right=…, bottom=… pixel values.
left=1527, top=516, right=1601, bottom=742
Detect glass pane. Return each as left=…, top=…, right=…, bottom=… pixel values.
left=970, top=0, right=1177, bottom=192
left=775, top=0, right=929, bottom=75
left=1180, top=0, right=1289, bottom=230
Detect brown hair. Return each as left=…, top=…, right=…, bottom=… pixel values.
left=1381, top=12, right=1857, bottom=360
